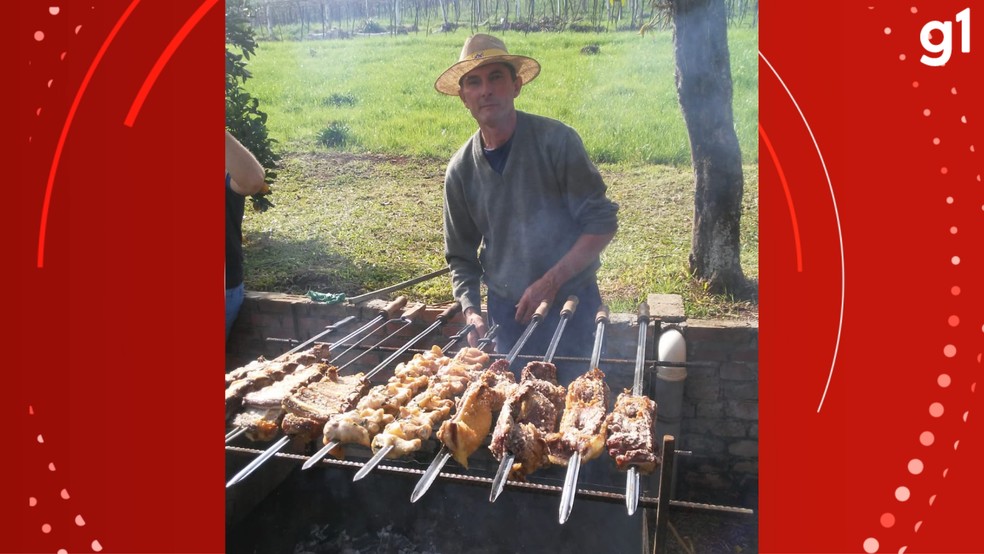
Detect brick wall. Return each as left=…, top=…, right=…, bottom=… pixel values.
left=227, top=291, right=759, bottom=508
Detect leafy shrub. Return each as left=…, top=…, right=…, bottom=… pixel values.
left=226, top=0, right=279, bottom=211
left=318, top=122, right=351, bottom=148
left=321, top=93, right=358, bottom=107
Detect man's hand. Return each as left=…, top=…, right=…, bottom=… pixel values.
left=463, top=307, right=489, bottom=348
left=515, top=274, right=559, bottom=324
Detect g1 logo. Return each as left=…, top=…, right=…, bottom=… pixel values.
left=920, top=7, right=971, bottom=66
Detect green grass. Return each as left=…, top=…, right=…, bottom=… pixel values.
left=237, top=28, right=759, bottom=319
left=242, top=153, right=758, bottom=319
left=240, top=28, right=758, bottom=164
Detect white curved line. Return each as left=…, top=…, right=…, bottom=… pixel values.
left=759, top=51, right=846, bottom=414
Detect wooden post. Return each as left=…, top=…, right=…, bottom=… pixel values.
left=653, top=435, right=675, bottom=553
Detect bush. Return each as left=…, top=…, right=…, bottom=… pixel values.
left=321, top=93, right=358, bottom=107
left=318, top=122, right=351, bottom=148
left=226, top=0, right=279, bottom=211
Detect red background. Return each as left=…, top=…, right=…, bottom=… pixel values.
left=7, top=1, right=982, bottom=552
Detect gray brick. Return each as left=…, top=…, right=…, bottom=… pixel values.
left=722, top=382, right=758, bottom=400
left=720, top=362, right=757, bottom=381
left=728, top=440, right=759, bottom=458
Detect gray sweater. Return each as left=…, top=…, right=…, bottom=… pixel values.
left=443, top=111, right=619, bottom=313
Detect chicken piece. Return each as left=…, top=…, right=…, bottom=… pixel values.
left=367, top=348, right=490, bottom=459
left=320, top=345, right=454, bottom=459
left=437, top=379, right=496, bottom=468
left=605, top=390, right=659, bottom=473
left=547, top=368, right=611, bottom=465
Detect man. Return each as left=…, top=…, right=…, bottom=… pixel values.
left=225, top=130, right=266, bottom=340
left=437, top=34, right=619, bottom=383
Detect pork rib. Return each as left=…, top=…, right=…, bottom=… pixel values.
left=281, top=372, right=371, bottom=443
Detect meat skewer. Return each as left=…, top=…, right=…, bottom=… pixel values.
left=351, top=345, right=491, bottom=481
left=301, top=303, right=464, bottom=471
left=608, top=301, right=659, bottom=515
left=226, top=303, right=431, bottom=488
left=223, top=307, right=392, bottom=443
left=557, top=305, right=610, bottom=523
left=225, top=343, right=333, bottom=442
left=488, top=298, right=569, bottom=503
left=410, top=353, right=515, bottom=503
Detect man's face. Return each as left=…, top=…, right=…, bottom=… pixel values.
left=458, top=62, right=522, bottom=127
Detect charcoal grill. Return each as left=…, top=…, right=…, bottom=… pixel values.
left=226, top=299, right=751, bottom=553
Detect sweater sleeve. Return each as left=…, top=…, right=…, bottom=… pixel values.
left=443, top=159, right=484, bottom=314
left=557, top=128, right=619, bottom=236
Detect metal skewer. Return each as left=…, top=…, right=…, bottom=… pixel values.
left=409, top=325, right=501, bottom=502
left=558, top=303, right=604, bottom=524
left=625, top=301, right=650, bottom=516
left=336, top=303, right=429, bottom=372
left=228, top=303, right=427, bottom=485
left=304, top=305, right=467, bottom=472
left=226, top=435, right=291, bottom=487
left=330, top=297, right=412, bottom=367
left=353, top=303, right=494, bottom=483
left=490, top=299, right=560, bottom=503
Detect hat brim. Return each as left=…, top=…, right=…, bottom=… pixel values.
left=434, top=55, right=541, bottom=96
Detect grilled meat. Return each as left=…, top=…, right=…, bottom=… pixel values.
left=605, top=390, right=659, bottom=473
left=232, top=362, right=329, bottom=441
left=489, top=361, right=566, bottom=480
left=281, top=372, right=370, bottom=442
left=547, top=368, right=610, bottom=465
left=321, top=345, right=452, bottom=458
left=437, top=363, right=517, bottom=468
left=370, top=348, right=490, bottom=459
left=224, top=344, right=331, bottom=422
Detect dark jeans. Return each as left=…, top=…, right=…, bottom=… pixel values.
left=486, top=280, right=604, bottom=385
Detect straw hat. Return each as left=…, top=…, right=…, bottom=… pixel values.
left=434, top=34, right=541, bottom=96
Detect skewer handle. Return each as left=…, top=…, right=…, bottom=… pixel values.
left=436, top=301, right=462, bottom=323
left=595, top=304, right=610, bottom=324
left=532, top=299, right=551, bottom=321
left=637, top=301, right=650, bottom=323
left=400, top=303, right=427, bottom=322
left=382, top=296, right=409, bottom=318
left=560, top=295, right=579, bottom=317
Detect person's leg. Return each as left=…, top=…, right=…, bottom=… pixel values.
left=226, top=283, right=245, bottom=341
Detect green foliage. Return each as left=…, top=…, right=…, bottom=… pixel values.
left=225, top=0, right=279, bottom=211
left=317, top=122, right=351, bottom=148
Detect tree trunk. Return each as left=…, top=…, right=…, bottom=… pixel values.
left=669, top=0, right=746, bottom=293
